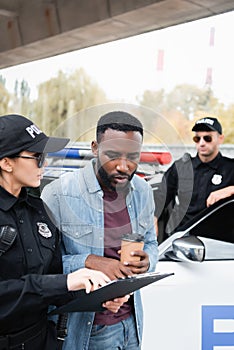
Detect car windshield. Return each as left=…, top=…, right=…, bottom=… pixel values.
left=159, top=196, right=234, bottom=261
left=181, top=196, right=234, bottom=244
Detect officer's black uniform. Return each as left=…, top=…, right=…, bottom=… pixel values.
left=154, top=152, right=234, bottom=238
left=0, top=186, right=69, bottom=350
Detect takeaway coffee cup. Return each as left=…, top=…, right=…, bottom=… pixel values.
left=120, top=233, right=144, bottom=263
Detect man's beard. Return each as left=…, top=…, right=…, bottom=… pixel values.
left=96, top=158, right=135, bottom=191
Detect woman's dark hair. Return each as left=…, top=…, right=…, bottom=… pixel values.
left=0, top=152, right=19, bottom=161
left=4, top=153, right=20, bottom=159
left=96, top=111, right=143, bottom=143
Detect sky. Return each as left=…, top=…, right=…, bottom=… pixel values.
left=1, top=10, right=234, bottom=106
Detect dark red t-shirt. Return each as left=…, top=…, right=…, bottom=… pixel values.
left=94, top=189, right=133, bottom=325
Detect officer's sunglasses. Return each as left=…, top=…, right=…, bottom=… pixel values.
left=193, top=135, right=213, bottom=143
left=14, top=153, right=47, bottom=168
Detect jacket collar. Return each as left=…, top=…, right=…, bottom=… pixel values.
left=0, top=186, right=28, bottom=211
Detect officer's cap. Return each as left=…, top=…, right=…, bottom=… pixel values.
left=192, top=116, right=222, bottom=134
left=0, top=114, right=69, bottom=158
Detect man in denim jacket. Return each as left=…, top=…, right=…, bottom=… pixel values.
left=42, top=111, right=158, bottom=350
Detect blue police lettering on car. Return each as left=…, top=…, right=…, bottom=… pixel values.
left=211, top=174, right=222, bottom=185
left=37, top=222, right=52, bottom=238
left=202, top=305, right=234, bottom=350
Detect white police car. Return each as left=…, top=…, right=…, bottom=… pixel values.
left=141, top=196, right=234, bottom=350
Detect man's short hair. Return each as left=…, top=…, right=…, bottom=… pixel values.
left=96, top=111, right=143, bottom=143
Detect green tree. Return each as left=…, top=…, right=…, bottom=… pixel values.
left=33, top=69, right=107, bottom=137
left=216, top=105, right=234, bottom=143
left=0, top=75, right=6, bottom=86
left=165, top=84, right=222, bottom=119
left=0, top=78, right=11, bottom=115
left=138, top=84, right=231, bottom=144
left=19, top=80, right=32, bottom=116
left=137, top=89, right=165, bottom=112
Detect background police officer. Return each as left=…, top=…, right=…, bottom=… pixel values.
left=154, top=115, right=234, bottom=242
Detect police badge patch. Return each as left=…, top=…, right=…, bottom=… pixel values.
left=37, top=222, right=52, bottom=238
left=211, top=174, right=222, bottom=185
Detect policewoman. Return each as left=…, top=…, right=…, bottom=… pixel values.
left=0, top=114, right=111, bottom=350
left=154, top=115, right=234, bottom=238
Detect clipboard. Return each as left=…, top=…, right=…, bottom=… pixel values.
left=50, top=271, right=174, bottom=315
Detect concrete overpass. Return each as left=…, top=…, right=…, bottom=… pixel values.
left=0, top=0, right=234, bottom=69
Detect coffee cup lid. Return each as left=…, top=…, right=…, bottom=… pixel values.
left=121, top=233, right=144, bottom=242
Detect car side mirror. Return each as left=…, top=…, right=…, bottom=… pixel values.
left=172, top=236, right=205, bottom=262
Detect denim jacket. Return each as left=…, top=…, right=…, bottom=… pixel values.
left=42, top=159, right=158, bottom=350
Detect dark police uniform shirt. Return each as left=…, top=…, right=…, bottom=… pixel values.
left=0, top=186, right=68, bottom=335
left=154, top=152, right=234, bottom=233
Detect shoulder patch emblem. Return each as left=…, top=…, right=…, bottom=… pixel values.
left=37, top=222, right=52, bottom=238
